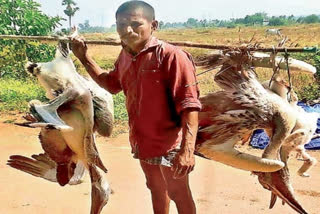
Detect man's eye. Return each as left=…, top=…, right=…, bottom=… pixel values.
left=117, top=23, right=126, bottom=28
left=131, top=23, right=142, bottom=28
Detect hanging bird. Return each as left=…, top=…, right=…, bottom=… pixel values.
left=7, top=32, right=113, bottom=214
left=195, top=50, right=316, bottom=214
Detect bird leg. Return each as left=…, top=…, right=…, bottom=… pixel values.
left=71, top=89, right=107, bottom=172
left=296, top=145, right=317, bottom=177
left=262, top=114, right=295, bottom=160
left=88, top=164, right=111, bottom=214
left=74, top=90, right=109, bottom=214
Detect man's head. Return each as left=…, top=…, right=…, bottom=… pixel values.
left=116, top=1, right=158, bottom=53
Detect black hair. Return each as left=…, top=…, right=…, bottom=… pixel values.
left=116, top=1, right=155, bottom=21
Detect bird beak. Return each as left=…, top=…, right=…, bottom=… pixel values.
left=254, top=146, right=308, bottom=214
left=255, top=169, right=308, bottom=214
left=251, top=52, right=316, bottom=74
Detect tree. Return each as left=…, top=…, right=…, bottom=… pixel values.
left=79, top=19, right=90, bottom=30
left=158, top=21, right=164, bottom=29
left=243, top=13, right=266, bottom=25
left=269, top=17, right=286, bottom=26
left=62, top=0, right=80, bottom=29
left=303, top=14, right=320, bottom=24
left=0, top=0, right=62, bottom=78
left=185, top=18, right=199, bottom=28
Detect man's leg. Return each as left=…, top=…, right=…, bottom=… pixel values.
left=160, top=166, right=196, bottom=214
left=140, top=161, right=170, bottom=214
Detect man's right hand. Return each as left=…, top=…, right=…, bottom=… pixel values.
left=70, top=35, right=88, bottom=61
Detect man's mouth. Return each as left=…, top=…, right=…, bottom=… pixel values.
left=121, top=33, right=138, bottom=40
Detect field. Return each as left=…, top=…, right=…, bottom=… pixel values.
left=0, top=25, right=320, bottom=214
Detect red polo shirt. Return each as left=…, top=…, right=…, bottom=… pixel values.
left=103, top=37, right=201, bottom=159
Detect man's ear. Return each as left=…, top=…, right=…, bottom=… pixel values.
left=151, top=20, right=158, bottom=31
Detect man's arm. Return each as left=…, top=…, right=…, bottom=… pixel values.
left=71, top=36, right=118, bottom=92
left=172, top=108, right=199, bottom=179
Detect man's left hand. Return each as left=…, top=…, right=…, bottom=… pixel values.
left=171, top=149, right=195, bottom=179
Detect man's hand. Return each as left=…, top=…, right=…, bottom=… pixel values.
left=70, top=35, right=88, bottom=61
left=171, top=109, right=198, bottom=179
left=172, top=149, right=195, bottom=179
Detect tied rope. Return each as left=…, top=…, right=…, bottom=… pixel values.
left=284, top=48, right=293, bottom=102
left=185, top=65, right=232, bottom=87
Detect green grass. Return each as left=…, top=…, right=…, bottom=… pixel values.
left=0, top=78, right=47, bottom=112
left=113, top=92, right=128, bottom=121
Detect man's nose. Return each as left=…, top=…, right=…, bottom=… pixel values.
left=125, top=25, right=133, bottom=34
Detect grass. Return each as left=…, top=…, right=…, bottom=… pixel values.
left=113, top=92, right=128, bottom=121
left=0, top=78, right=47, bottom=112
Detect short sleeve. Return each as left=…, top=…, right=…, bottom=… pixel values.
left=166, top=49, right=201, bottom=114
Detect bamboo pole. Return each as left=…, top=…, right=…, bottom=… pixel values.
left=0, top=34, right=318, bottom=53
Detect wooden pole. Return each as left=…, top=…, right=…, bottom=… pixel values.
left=0, top=35, right=121, bottom=46
left=0, top=34, right=318, bottom=53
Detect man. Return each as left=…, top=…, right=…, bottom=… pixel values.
left=71, top=1, right=201, bottom=213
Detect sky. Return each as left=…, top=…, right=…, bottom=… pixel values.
left=35, top=0, right=320, bottom=28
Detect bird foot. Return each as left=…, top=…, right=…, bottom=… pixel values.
left=90, top=180, right=111, bottom=214
left=298, top=172, right=310, bottom=177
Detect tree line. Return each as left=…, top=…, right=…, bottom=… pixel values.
left=158, top=13, right=320, bottom=29
left=77, top=13, right=320, bottom=33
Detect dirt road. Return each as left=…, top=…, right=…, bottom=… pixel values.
left=1, top=121, right=319, bottom=214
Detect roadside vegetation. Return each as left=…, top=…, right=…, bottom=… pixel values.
left=0, top=0, right=319, bottom=129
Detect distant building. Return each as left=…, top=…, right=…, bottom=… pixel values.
left=263, top=19, right=269, bottom=26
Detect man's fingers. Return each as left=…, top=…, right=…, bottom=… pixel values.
left=179, top=167, right=188, bottom=178
left=71, top=36, right=85, bottom=44
left=173, top=164, right=182, bottom=178
left=189, top=165, right=195, bottom=173
left=173, top=166, right=189, bottom=179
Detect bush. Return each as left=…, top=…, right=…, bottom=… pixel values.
left=291, top=52, right=320, bottom=79
left=290, top=52, right=320, bottom=100
left=299, top=84, right=320, bottom=101
left=0, top=0, right=62, bottom=78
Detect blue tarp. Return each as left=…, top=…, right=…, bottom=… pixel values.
left=250, top=102, right=320, bottom=150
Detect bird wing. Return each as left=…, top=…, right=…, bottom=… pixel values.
left=7, top=153, right=85, bottom=185
left=7, top=153, right=57, bottom=182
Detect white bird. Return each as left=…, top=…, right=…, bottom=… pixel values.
left=7, top=36, right=113, bottom=214
left=265, top=28, right=282, bottom=37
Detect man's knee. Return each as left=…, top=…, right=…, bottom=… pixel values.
left=166, top=178, right=191, bottom=202
left=140, top=161, right=167, bottom=192
left=167, top=184, right=191, bottom=202
left=145, top=177, right=167, bottom=193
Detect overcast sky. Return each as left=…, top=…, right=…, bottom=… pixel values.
left=36, top=0, right=320, bottom=28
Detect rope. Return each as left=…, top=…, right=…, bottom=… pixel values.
left=185, top=65, right=232, bottom=87
left=284, top=48, right=293, bottom=101
left=269, top=46, right=277, bottom=87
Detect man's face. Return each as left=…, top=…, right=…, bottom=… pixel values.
left=116, top=8, right=157, bottom=51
